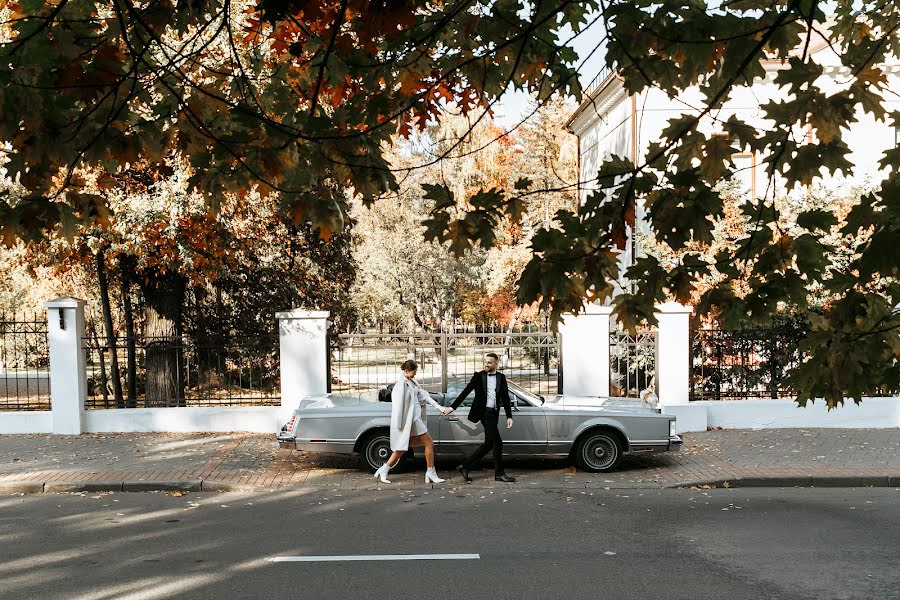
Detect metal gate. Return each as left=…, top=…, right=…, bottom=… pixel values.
left=328, top=326, right=560, bottom=397
left=0, top=313, right=51, bottom=411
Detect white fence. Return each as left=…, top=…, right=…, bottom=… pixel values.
left=0, top=297, right=896, bottom=434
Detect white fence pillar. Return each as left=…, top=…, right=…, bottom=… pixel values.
left=655, top=302, right=693, bottom=406
left=560, top=304, right=614, bottom=396
left=276, top=310, right=330, bottom=417
left=655, top=302, right=707, bottom=432
left=44, top=297, right=87, bottom=435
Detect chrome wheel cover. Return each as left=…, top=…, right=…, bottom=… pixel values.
left=366, top=436, right=391, bottom=469
left=582, top=435, right=617, bottom=470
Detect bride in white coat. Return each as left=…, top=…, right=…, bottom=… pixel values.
left=373, top=359, right=451, bottom=484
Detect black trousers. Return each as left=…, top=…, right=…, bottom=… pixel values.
left=462, top=408, right=505, bottom=476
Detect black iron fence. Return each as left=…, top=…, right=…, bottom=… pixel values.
left=690, top=321, right=808, bottom=401
left=609, top=328, right=657, bottom=398
left=83, top=334, right=280, bottom=408
left=328, top=325, right=560, bottom=398
left=0, top=313, right=51, bottom=411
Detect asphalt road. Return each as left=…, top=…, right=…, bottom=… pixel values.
left=1, top=487, right=897, bottom=600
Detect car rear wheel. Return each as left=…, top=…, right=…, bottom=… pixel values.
left=574, top=430, right=624, bottom=472
left=359, top=430, right=413, bottom=473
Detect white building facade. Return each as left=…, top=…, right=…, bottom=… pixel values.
left=563, top=38, right=900, bottom=430
left=566, top=39, right=900, bottom=281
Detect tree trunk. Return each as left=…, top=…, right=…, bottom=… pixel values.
left=141, top=273, right=187, bottom=407
left=121, top=277, right=138, bottom=408
left=96, top=251, right=124, bottom=407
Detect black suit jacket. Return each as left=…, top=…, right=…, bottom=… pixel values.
left=450, top=371, right=512, bottom=423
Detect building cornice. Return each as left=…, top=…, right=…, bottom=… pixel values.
left=566, top=74, right=628, bottom=136
left=567, top=59, right=899, bottom=135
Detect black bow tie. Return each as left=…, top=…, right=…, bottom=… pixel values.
left=487, top=372, right=497, bottom=376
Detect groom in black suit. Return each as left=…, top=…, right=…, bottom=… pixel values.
left=448, top=352, right=516, bottom=483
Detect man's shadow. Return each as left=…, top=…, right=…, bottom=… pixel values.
left=447, top=412, right=482, bottom=436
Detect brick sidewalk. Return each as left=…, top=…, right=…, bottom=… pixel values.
left=1, top=428, right=898, bottom=492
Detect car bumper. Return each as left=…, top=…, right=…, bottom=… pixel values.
left=279, top=440, right=354, bottom=454
left=629, top=435, right=682, bottom=454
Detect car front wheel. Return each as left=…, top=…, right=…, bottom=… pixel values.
left=574, top=431, right=624, bottom=472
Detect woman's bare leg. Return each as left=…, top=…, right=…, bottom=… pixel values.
left=414, top=433, right=435, bottom=469
left=385, top=450, right=405, bottom=467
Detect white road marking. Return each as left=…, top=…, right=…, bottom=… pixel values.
left=268, top=554, right=480, bottom=563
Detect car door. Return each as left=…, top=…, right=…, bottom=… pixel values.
left=426, top=391, right=445, bottom=445
left=437, top=388, right=484, bottom=457
left=505, top=391, right=548, bottom=456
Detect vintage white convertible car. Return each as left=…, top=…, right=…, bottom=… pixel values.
left=277, top=380, right=681, bottom=473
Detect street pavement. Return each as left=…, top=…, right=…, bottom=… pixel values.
left=1, top=428, right=897, bottom=492
left=0, top=487, right=897, bottom=600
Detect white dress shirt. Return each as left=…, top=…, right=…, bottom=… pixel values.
left=486, top=372, right=497, bottom=408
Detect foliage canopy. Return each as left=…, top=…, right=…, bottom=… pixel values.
left=1, top=0, right=898, bottom=405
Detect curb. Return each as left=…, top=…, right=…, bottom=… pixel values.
left=123, top=480, right=203, bottom=492
left=669, top=475, right=899, bottom=489
left=0, top=479, right=269, bottom=494
left=45, top=481, right=125, bottom=493
left=2, top=475, right=898, bottom=494
left=0, top=481, right=44, bottom=494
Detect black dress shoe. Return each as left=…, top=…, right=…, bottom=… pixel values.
left=495, top=474, right=516, bottom=482
left=457, top=465, right=472, bottom=483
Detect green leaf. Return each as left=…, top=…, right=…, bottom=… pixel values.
left=422, top=184, right=455, bottom=210
left=796, top=209, right=838, bottom=231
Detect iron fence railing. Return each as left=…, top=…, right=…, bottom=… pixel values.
left=328, top=326, right=560, bottom=398
left=609, top=328, right=657, bottom=398
left=447, top=329, right=560, bottom=398
left=584, top=64, right=614, bottom=98
left=690, top=322, right=808, bottom=401
left=0, top=313, right=51, bottom=411
left=83, top=334, right=280, bottom=408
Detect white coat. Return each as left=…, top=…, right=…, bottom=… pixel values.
left=389, top=377, right=443, bottom=451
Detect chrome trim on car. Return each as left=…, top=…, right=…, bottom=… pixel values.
left=294, top=441, right=355, bottom=453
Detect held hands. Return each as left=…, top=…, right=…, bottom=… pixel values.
left=507, top=418, right=513, bottom=429
left=441, top=408, right=453, bottom=416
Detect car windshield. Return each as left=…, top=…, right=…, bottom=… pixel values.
left=508, top=382, right=543, bottom=405
left=445, top=376, right=543, bottom=406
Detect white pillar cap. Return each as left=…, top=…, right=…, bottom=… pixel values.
left=571, top=302, right=614, bottom=316
left=43, top=296, right=86, bottom=309
left=275, top=309, right=331, bottom=320
left=654, top=302, right=693, bottom=315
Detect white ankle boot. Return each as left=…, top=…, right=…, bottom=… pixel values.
left=424, top=467, right=445, bottom=484
left=374, top=463, right=392, bottom=484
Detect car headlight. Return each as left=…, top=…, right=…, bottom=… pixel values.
left=669, top=420, right=677, bottom=436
